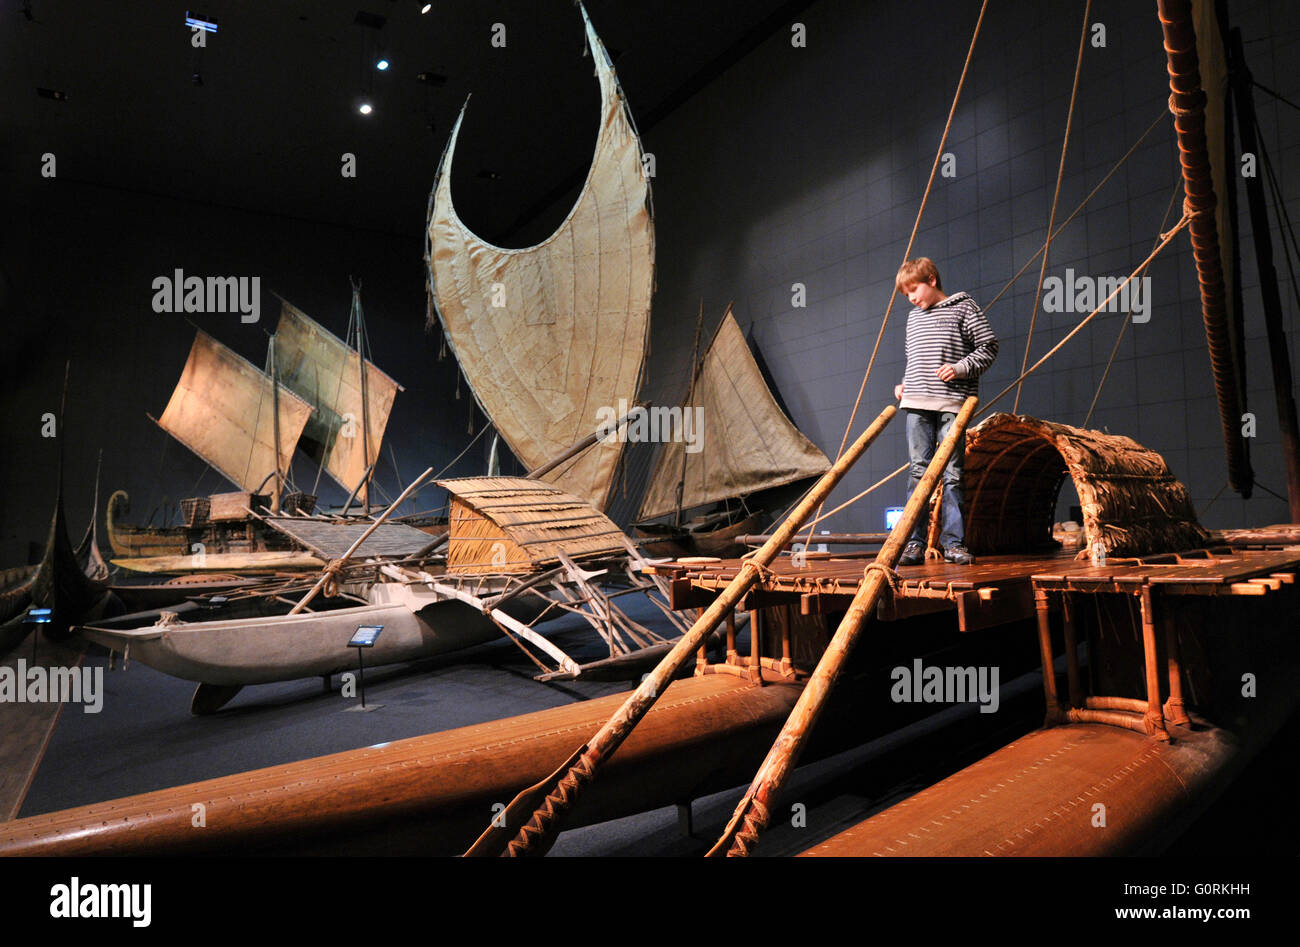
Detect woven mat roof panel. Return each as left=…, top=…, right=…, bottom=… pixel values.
left=263, top=518, right=438, bottom=560
left=437, top=476, right=628, bottom=566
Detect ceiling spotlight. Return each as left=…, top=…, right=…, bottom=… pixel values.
left=359, top=102, right=373, bottom=115
left=376, top=58, right=389, bottom=70
left=421, top=4, right=432, bottom=14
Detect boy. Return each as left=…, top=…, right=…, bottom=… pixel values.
left=892, top=258, right=997, bottom=566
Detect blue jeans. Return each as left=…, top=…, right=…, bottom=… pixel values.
left=905, top=409, right=965, bottom=549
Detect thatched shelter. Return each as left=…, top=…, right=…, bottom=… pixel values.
left=437, top=477, right=630, bottom=574
left=956, top=414, right=1209, bottom=558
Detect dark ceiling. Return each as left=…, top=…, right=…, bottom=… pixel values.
left=3, top=0, right=812, bottom=243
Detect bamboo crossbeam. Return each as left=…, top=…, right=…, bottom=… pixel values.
left=706, top=396, right=979, bottom=857
left=462, top=403, right=899, bottom=857
left=737, top=532, right=890, bottom=546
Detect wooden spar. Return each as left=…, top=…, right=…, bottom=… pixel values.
left=269, top=333, right=282, bottom=514
left=1158, top=0, right=1252, bottom=497
left=339, top=462, right=376, bottom=518
left=525, top=404, right=649, bottom=480
left=287, top=466, right=434, bottom=615
left=1228, top=28, right=1300, bottom=520
left=706, top=395, right=977, bottom=857
left=354, top=283, right=373, bottom=516
left=1212, top=525, right=1300, bottom=545
left=737, top=532, right=890, bottom=546
left=463, top=402, right=898, bottom=858
left=674, top=303, right=705, bottom=528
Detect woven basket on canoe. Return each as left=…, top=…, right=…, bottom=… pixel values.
left=946, top=413, right=1209, bottom=559
left=436, top=476, right=630, bottom=574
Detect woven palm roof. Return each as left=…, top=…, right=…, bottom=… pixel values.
left=436, top=476, right=629, bottom=573
left=960, top=413, right=1210, bottom=558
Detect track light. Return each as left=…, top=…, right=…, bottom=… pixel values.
left=359, top=102, right=373, bottom=115
left=421, top=4, right=432, bottom=13
left=376, top=58, right=389, bottom=70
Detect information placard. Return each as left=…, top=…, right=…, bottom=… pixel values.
left=348, top=624, right=384, bottom=648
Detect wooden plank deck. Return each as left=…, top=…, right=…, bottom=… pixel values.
left=647, top=546, right=1300, bottom=631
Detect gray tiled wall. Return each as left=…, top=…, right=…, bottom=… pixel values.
left=622, top=0, right=1299, bottom=533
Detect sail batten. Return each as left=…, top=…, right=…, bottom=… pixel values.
left=638, top=308, right=831, bottom=522
left=273, top=298, right=402, bottom=494
left=427, top=5, right=653, bottom=510
left=156, top=331, right=314, bottom=500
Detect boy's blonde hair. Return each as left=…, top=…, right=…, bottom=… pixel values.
left=895, top=257, right=943, bottom=293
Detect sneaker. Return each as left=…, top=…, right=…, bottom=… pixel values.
left=898, top=540, right=925, bottom=566
left=943, top=543, right=974, bottom=565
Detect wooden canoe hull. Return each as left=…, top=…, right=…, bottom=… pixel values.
left=799, top=721, right=1246, bottom=857
left=111, top=552, right=326, bottom=574
left=0, top=675, right=807, bottom=856
left=78, top=599, right=514, bottom=686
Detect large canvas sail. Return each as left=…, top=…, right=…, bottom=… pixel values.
left=273, top=298, right=403, bottom=494
left=638, top=307, right=831, bottom=522
left=426, top=5, right=653, bottom=510
left=156, top=331, right=314, bottom=501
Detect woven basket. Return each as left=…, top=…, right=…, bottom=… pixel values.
left=180, top=496, right=210, bottom=527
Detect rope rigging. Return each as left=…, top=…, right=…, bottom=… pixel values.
left=1014, top=0, right=1093, bottom=414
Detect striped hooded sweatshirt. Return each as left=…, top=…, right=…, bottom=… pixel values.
left=899, top=291, right=998, bottom=413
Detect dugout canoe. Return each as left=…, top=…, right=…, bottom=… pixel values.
left=77, top=575, right=552, bottom=709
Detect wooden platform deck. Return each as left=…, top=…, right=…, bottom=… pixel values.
left=647, top=545, right=1300, bottom=632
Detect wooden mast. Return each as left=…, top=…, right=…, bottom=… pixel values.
left=1227, top=27, right=1300, bottom=521
left=269, top=333, right=282, bottom=514
left=351, top=280, right=373, bottom=517
left=673, top=302, right=705, bottom=528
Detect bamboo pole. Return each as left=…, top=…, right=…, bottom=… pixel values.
left=1138, top=585, right=1170, bottom=741
left=464, top=403, right=899, bottom=857
left=287, top=466, right=435, bottom=615
left=705, top=396, right=977, bottom=857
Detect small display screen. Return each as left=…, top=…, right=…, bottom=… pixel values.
left=885, top=507, right=904, bottom=529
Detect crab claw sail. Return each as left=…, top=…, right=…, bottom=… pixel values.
left=426, top=4, right=653, bottom=511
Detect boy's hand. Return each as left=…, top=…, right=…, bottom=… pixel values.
left=936, top=364, right=957, bottom=382
left=894, top=383, right=904, bottom=400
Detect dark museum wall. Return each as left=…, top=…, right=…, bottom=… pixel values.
left=0, top=182, right=490, bottom=564
left=1, top=0, right=1298, bottom=564
left=626, top=0, right=1300, bottom=535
